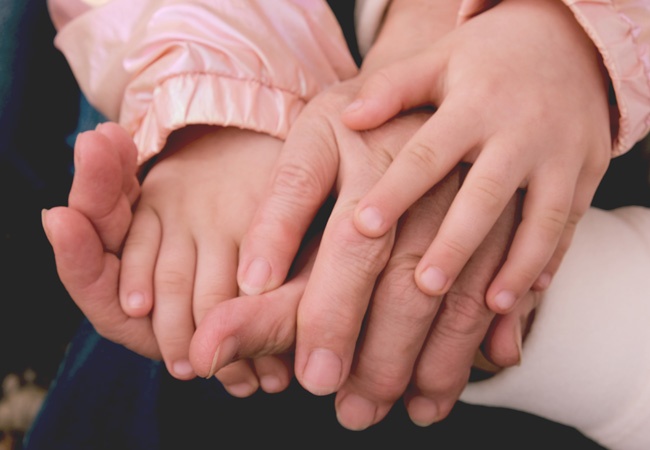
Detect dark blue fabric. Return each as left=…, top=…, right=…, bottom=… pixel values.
left=23, top=320, right=162, bottom=450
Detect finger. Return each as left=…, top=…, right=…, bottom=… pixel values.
left=252, top=354, right=293, bottom=394
left=68, top=128, right=134, bottom=254
left=42, top=207, right=160, bottom=359
left=353, top=101, right=480, bottom=239
left=295, top=202, right=395, bottom=396
left=119, top=206, right=160, bottom=317
left=414, top=144, right=523, bottom=296
left=94, top=122, right=140, bottom=203
left=404, top=189, right=519, bottom=425
left=335, top=169, right=460, bottom=431
left=237, top=109, right=338, bottom=296
left=152, top=225, right=198, bottom=380
left=486, top=166, right=578, bottom=313
left=192, top=238, right=239, bottom=324
left=532, top=165, right=603, bottom=291
left=214, top=360, right=260, bottom=398
left=480, top=289, right=541, bottom=369
left=341, top=52, right=447, bottom=131
left=190, top=234, right=319, bottom=378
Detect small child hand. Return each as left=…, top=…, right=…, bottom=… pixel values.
left=118, top=126, right=288, bottom=387
left=342, top=0, right=611, bottom=313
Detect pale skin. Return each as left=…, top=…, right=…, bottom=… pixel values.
left=341, top=0, right=612, bottom=313
left=42, top=0, right=593, bottom=430
left=235, top=0, right=588, bottom=426
left=42, top=118, right=536, bottom=430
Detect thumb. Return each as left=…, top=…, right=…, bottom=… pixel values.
left=191, top=235, right=320, bottom=378
left=341, top=52, right=446, bottom=131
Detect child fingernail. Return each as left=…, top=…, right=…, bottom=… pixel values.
left=172, top=359, right=195, bottom=379
left=418, top=266, right=447, bottom=294
left=240, top=257, right=271, bottom=295
left=357, top=206, right=384, bottom=234
left=127, top=291, right=146, bottom=310
left=494, top=290, right=517, bottom=311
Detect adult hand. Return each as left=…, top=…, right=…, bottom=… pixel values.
left=42, top=123, right=160, bottom=359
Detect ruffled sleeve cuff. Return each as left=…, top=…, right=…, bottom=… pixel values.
left=53, top=0, right=358, bottom=165
left=560, top=0, right=650, bottom=156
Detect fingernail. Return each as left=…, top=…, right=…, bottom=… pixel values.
left=336, top=393, right=377, bottom=431
left=172, top=359, right=195, bottom=379
left=494, top=290, right=517, bottom=311
left=534, top=272, right=552, bottom=290
left=127, top=291, right=146, bottom=310
left=302, top=348, right=342, bottom=396
left=240, top=257, right=271, bottom=295
left=41, top=209, right=50, bottom=234
left=357, top=206, right=384, bottom=234
left=225, top=382, right=258, bottom=398
left=418, top=266, right=447, bottom=294
left=343, top=99, right=364, bottom=114
left=206, top=336, right=239, bottom=378
left=407, top=396, right=440, bottom=426
left=259, top=375, right=283, bottom=394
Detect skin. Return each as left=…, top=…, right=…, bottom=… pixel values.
left=342, top=0, right=612, bottom=313
left=44, top=0, right=590, bottom=430
left=42, top=118, right=534, bottom=431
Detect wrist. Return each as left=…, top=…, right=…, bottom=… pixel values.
left=361, top=0, right=462, bottom=73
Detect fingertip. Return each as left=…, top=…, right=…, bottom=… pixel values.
left=121, top=291, right=152, bottom=317
left=354, top=205, right=387, bottom=237
left=488, top=290, right=518, bottom=314
left=415, top=265, right=449, bottom=296
left=238, top=257, right=273, bottom=296
left=169, top=359, right=197, bottom=381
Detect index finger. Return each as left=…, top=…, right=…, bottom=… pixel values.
left=237, top=108, right=339, bottom=296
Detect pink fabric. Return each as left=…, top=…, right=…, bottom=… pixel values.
left=455, top=0, right=650, bottom=156
left=355, top=0, right=650, bottom=156
left=48, top=0, right=358, bottom=164
left=562, top=0, right=650, bottom=156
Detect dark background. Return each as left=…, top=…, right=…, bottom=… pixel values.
left=2, top=0, right=648, bottom=448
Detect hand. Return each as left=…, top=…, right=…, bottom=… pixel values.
left=342, top=0, right=611, bottom=313
left=42, top=123, right=159, bottom=359
left=233, top=78, right=528, bottom=426
left=117, top=125, right=293, bottom=387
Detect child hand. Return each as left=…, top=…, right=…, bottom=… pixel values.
left=118, top=125, right=291, bottom=389
left=342, top=0, right=611, bottom=313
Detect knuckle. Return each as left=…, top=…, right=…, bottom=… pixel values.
left=368, top=69, right=398, bottom=96
left=379, top=255, right=440, bottom=319
left=328, top=217, right=393, bottom=280
left=438, top=235, right=473, bottom=263
left=413, top=364, right=466, bottom=400
left=536, top=205, right=568, bottom=238
left=155, top=269, right=193, bottom=296
left=351, top=365, right=411, bottom=403
left=404, top=141, right=441, bottom=171
left=436, top=291, right=492, bottom=339
left=271, top=162, right=327, bottom=205
left=469, top=175, right=505, bottom=212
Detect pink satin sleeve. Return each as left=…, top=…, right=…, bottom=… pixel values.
left=355, top=0, right=650, bottom=156
left=458, top=0, right=650, bottom=156
left=561, top=0, right=650, bottom=156
left=48, top=0, right=358, bottom=165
